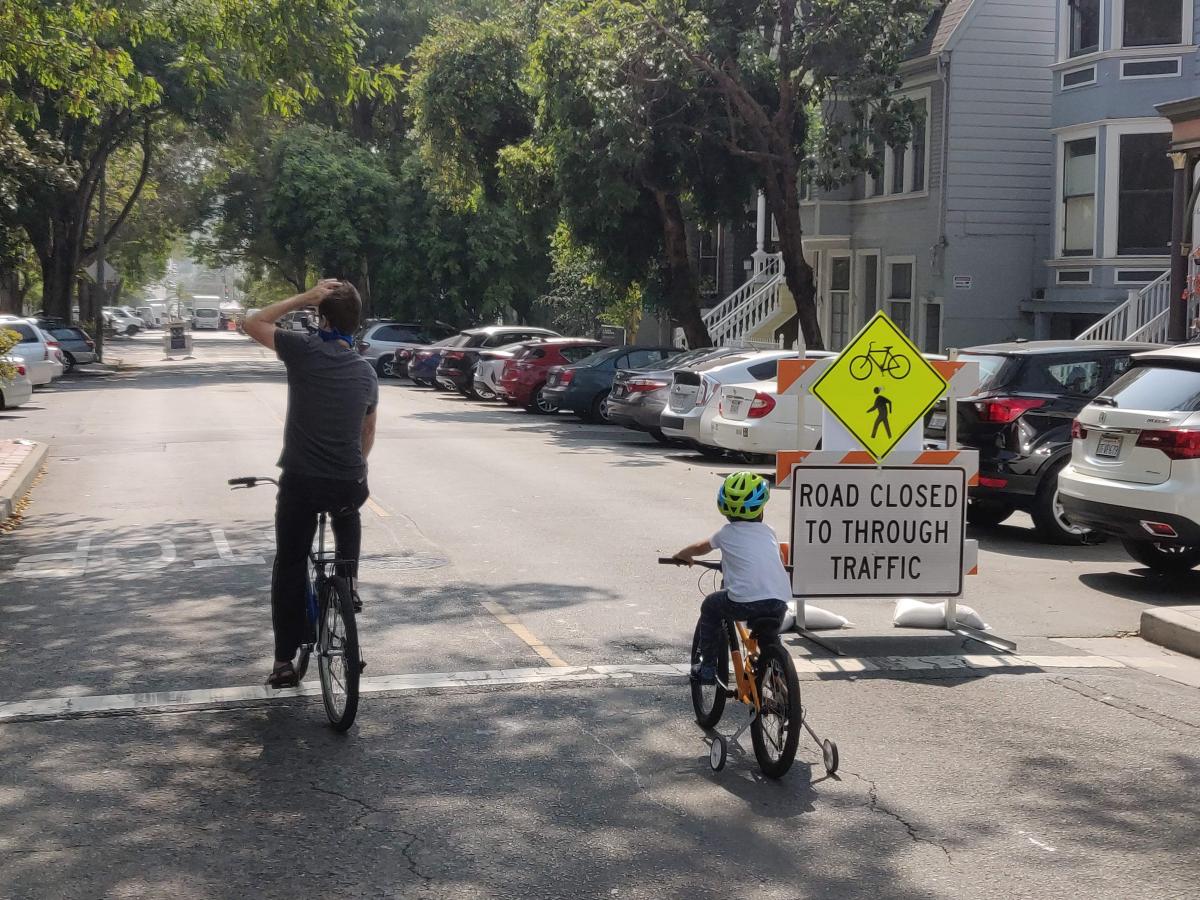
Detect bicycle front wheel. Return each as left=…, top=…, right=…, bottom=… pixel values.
left=751, top=643, right=801, bottom=778
left=848, top=355, right=873, bottom=381
left=690, top=620, right=728, bottom=729
left=318, top=575, right=361, bottom=731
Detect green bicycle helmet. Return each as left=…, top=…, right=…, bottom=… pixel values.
left=717, top=471, right=769, bottom=520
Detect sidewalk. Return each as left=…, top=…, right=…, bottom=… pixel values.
left=1142, top=606, right=1200, bottom=659
left=0, top=439, right=48, bottom=520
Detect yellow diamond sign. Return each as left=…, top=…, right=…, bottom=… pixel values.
left=811, top=312, right=947, bottom=461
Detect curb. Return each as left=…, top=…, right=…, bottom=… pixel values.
left=0, top=441, right=48, bottom=520
left=1140, top=606, right=1200, bottom=659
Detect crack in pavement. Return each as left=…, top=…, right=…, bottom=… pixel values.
left=1052, top=677, right=1200, bottom=737
left=843, top=770, right=953, bottom=862
left=571, top=720, right=673, bottom=812
left=308, top=782, right=432, bottom=882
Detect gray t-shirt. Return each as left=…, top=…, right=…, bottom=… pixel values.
left=275, top=331, right=379, bottom=481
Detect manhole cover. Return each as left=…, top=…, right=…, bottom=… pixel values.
left=362, top=555, right=449, bottom=571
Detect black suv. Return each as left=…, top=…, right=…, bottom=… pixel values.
left=939, top=341, right=1162, bottom=544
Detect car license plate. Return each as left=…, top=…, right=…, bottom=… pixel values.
left=612, top=385, right=627, bottom=398
left=728, top=399, right=742, bottom=416
left=1096, top=433, right=1123, bottom=458
left=929, top=412, right=947, bottom=430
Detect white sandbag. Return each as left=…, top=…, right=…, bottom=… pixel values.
left=781, top=602, right=850, bottom=631
left=892, top=598, right=988, bottom=631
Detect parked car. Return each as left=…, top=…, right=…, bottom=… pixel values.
left=104, top=306, right=145, bottom=335
left=707, top=351, right=840, bottom=457
left=1060, top=344, right=1200, bottom=574
left=541, top=345, right=680, bottom=422
left=0, top=356, right=33, bottom=409
left=496, top=339, right=607, bottom=412
left=436, top=326, right=561, bottom=398
left=0, top=317, right=64, bottom=385
left=410, top=335, right=466, bottom=387
left=660, top=350, right=799, bottom=454
left=355, top=321, right=455, bottom=378
left=942, top=340, right=1161, bottom=544
left=607, top=347, right=741, bottom=441
left=191, top=307, right=221, bottom=330
left=43, top=325, right=97, bottom=373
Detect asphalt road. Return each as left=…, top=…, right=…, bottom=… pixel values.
left=1, top=332, right=1198, bottom=899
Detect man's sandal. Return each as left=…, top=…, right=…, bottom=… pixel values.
left=267, top=661, right=299, bottom=689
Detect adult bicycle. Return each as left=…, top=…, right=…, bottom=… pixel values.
left=849, top=342, right=912, bottom=381
left=230, top=476, right=363, bottom=731
left=659, top=557, right=838, bottom=778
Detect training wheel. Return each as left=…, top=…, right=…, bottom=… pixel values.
left=709, top=735, right=727, bottom=772
left=822, top=739, right=839, bottom=775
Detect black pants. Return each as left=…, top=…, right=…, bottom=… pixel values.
left=271, top=471, right=369, bottom=661
left=698, top=591, right=788, bottom=669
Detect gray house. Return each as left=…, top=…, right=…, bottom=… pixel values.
left=797, top=0, right=1058, bottom=352
left=1037, top=0, right=1199, bottom=338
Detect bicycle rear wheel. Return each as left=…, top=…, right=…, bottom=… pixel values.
left=751, top=643, right=801, bottom=778
left=318, top=575, right=361, bottom=731
left=690, top=620, right=728, bottom=729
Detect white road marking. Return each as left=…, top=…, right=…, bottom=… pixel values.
left=1018, top=830, right=1057, bottom=852
left=0, top=654, right=1124, bottom=723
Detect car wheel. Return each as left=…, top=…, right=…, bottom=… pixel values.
left=1121, top=539, right=1200, bottom=576
left=62, top=352, right=76, bottom=374
left=584, top=391, right=613, bottom=424
left=693, top=442, right=727, bottom=460
left=432, top=380, right=448, bottom=391
left=376, top=355, right=395, bottom=379
left=966, top=499, right=1015, bottom=528
left=126, top=325, right=139, bottom=336
left=1032, top=462, right=1093, bottom=545
left=528, top=385, right=558, bottom=416
left=648, top=427, right=671, bottom=444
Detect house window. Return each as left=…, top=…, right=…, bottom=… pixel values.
left=1117, top=132, right=1172, bottom=256
left=1124, top=0, right=1183, bottom=47
left=1056, top=269, right=1093, bottom=284
left=923, top=302, right=942, bottom=354
left=860, top=253, right=880, bottom=330
left=829, top=257, right=852, bottom=350
left=1069, top=0, right=1100, bottom=57
left=865, top=95, right=928, bottom=198
left=887, top=260, right=914, bottom=335
left=911, top=100, right=927, bottom=192
left=869, top=140, right=886, bottom=197
left=1062, top=137, right=1097, bottom=256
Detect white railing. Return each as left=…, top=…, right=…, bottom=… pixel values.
left=1126, top=292, right=1200, bottom=344
left=1076, top=270, right=1169, bottom=341
left=703, top=252, right=784, bottom=346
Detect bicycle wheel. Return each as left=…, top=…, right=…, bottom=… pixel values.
left=848, top=355, right=873, bottom=381
left=690, top=620, right=728, bottom=729
left=751, top=643, right=801, bottom=778
left=318, top=575, right=361, bottom=731
left=887, top=354, right=911, bottom=379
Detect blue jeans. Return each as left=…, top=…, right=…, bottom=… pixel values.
left=698, top=591, right=788, bottom=671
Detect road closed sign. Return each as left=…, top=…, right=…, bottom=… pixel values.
left=790, top=465, right=966, bottom=599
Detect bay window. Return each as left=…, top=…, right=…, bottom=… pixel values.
left=1117, top=132, right=1172, bottom=256
left=1062, top=137, right=1096, bottom=256
left=829, top=257, right=852, bottom=350
left=886, top=260, right=914, bottom=335
left=1124, top=0, right=1184, bottom=47
left=1069, top=0, right=1100, bottom=56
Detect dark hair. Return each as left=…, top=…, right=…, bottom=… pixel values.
left=320, top=283, right=362, bottom=334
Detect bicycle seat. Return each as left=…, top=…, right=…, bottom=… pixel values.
left=748, top=615, right=784, bottom=642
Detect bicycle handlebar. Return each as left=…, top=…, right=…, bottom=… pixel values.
left=228, top=476, right=278, bottom=489
left=658, top=556, right=721, bottom=571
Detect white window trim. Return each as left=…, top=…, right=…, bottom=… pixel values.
left=1112, top=0, right=1192, bottom=52
left=1052, top=43, right=1199, bottom=69
left=1056, top=268, right=1094, bottom=285
left=1059, top=0, right=1106, bottom=62
left=1055, top=125, right=1101, bottom=258
left=1061, top=64, right=1098, bottom=90
left=1114, top=267, right=1169, bottom=283
left=884, top=256, right=917, bottom=337
left=863, top=87, right=932, bottom=203
left=1119, top=56, right=1183, bottom=79
left=824, top=250, right=853, bottom=347
left=1102, top=119, right=1173, bottom=258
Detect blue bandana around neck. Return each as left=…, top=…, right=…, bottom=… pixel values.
left=319, top=327, right=355, bottom=347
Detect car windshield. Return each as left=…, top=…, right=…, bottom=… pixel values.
left=196, top=308, right=218, bottom=316
left=956, top=352, right=1010, bottom=393
left=1100, top=364, right=1200, bottom=411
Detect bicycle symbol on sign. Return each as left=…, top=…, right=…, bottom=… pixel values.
left=849, top=342, right=912, bottom=381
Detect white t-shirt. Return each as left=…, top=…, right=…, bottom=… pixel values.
left=710, top=521, right=793, bottom=604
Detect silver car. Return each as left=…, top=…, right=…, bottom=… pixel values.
left=354, top=322, right=453, bottom=378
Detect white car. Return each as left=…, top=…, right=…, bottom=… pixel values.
left=0, top=356, right=33, bottom=409
left=473, top=340, right=535, bottom=399
left=1060, top=344, right=1200, bottom=575
left=708, top=351, right=837, bottom=455
left=0, top=316, right=64, bottom=385
left=191, top=307, right=221, bottom=330
left=104, top=306, right=145, bottom=335
left=660, top=350, right=800, bottom=452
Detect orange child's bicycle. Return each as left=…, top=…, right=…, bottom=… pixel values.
left=659, top=557, right=839, bottom=778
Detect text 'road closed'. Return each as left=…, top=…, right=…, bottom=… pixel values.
left=791, top=466, right=966, bottom=599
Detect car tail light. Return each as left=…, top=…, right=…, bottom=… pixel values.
left=16, top=364, right=26, bottom=376
left=1141, top=521, right=1179, bottom=538
left=975, top=397, right=1045, bottom=423
left=1071, top=420, right=1087, bottom=440
left=626, top=378, right=669, bottom=394
left=1136, top=428, right=1200, bottom=460
left=979, top=476, right=1008, bottom=488
left=85, top=339, right=94, bottom=349
left=444, top=350, right=466, bottom=361
left=560, top=369, right=575, bottom=386
left=747, top=392, right=777, bottom=419
left=398, top=349, right=412, bottom=360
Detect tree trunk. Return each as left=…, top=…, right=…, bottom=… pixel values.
left=652, top=189, right=708, bottom=348
left=0, top=270, right=26, bottom=315
left=762, top=160, right=823, bottom=351
left=40, top=216, right=82, bottom=322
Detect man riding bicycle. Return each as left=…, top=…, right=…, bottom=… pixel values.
left=244, top=279, right=379, bottom=688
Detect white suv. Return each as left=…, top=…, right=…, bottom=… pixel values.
left=0, top=316, right=64, bottom=385
left=1059, top=345, right=1200, bottom=574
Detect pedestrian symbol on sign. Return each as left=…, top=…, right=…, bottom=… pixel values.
left=869, top=387, right=892, bottom=439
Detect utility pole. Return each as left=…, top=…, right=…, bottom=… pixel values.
left=93, top=163, right=107, bottom=362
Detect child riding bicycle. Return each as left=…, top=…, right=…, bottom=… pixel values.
left=672, top=471, right=792, bottom=685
